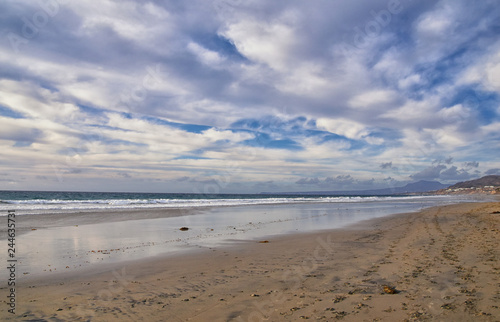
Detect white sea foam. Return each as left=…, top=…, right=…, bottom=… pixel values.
left=0, top=195, right=446, bottom=215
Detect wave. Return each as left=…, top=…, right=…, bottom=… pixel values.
left=0, top=195, right=438, bottom=214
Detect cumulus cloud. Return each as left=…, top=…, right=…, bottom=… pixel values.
left=380, top=162, right=393, bottom=169
left=410, top=165, right=447, bottom=181
left=409, top=159, right=481, bottom=182
left=296, top=177, right=321, bottom=185
left=485, top=169, right=500, bottom=175
left=293, top=175, right=376, bottom=190
left=439, top=166, right=474, bottom=181
left=463, top=161, right=479, bottom=169
left=433, top=157, right=454, bottom=165
left=324, top=175, right=355, bottom=186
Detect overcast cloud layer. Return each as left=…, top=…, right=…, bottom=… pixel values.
left=1, top=0, right=499, bottom=193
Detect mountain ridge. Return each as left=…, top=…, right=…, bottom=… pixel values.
left=447, top=175, right=500, bottom=189
left=261, top=180, right=448, bottom=196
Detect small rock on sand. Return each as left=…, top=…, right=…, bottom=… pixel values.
left=383, top=285, right=399, bottom=294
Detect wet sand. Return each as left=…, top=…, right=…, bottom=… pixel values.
left=2, top=202, right=499, bottom=321
left=0, top=207, right=201, bottom=239
left=7, top=201, right=458, bottom=279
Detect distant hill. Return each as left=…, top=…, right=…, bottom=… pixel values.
left=261, top=180, right=448, bottom=196
left=447, top=175, right=500, bottom=189
left=399, top=180, right=449, bottom=193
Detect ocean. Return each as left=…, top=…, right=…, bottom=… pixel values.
left=0, top=190, right=457, bottom=215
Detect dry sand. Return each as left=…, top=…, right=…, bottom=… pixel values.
left=2, top=202, right=499, bottom=321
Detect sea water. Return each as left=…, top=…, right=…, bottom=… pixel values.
left=0, top=190, right=487, bottom=215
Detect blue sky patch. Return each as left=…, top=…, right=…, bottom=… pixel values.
left=0, top=105, right=24, bottom=119
left=242, top=133, right=303, bottom=150
left=447, top=87, right=499, bottom=124
left=143, top=116, right=212, bottom=133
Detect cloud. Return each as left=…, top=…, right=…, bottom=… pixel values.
left=187, top=42, right=225, bottom=66
left=380, top=162, right=393, bottom=169
left=293, top=175, right=376, bottom=190
left=315, top=118, right=370, bottom=140
left=324, top=175, right=356, bottom=187
left=409, top=159, right=481, bottom=182
left=0, top=0, right=499, bottom=192
left=439, top=166, right=474, bottom=181
left=463, top=161, right=479, bottom=169
left=296, top=177, right=320, bottom=185
left=117, top=172, right=131, bottom=178
left=220, top=17, right=297, bottom=71
left=410, top=165, right=447, bottom=181
left=433, top=157, right=454, bottom=165
left=348, top=90, right=398, bottom=110
left=485, top=168, right=500, bottom=175
left=0, top=119, right=43, bottom=144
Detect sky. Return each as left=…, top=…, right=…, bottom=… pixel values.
left=1, top=0, right=500, bottom=193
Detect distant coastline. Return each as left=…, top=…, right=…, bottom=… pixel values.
left=264, top=175, right=500, bottom=197
left=432, top=175, right=500, bottom=195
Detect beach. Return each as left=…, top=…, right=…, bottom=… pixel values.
left=4, top=196, right=470, bottom=279
left=1, top=201, right=499, bottom=321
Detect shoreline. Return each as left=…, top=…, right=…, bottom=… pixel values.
left=13, top=204, right=423, bottom=286
left=2, top=201, right=499, bottom=321
left=4, top=196, right=489, bottom=280
left=2, top=194, right=493, bottom=240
